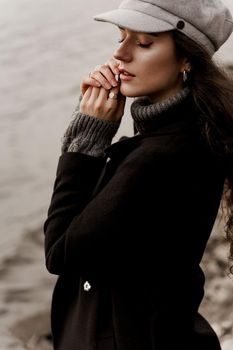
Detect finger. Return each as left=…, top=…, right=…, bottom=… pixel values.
left=97, top=65, right=118, bottom=87
left=81, top=77, right=101, bottom=96
left=82, top=86, right=92, bottom=103
left=108, top=80, right=121, bottom=98
left=97, top=86, right=109, bottom=102
left=89, top=86, right=101, bottom=101
left=96, top=86, right=120, bottom=109
left=105, top=85, right=120, bottom=108
left=90, top=71, right=112, bottom=90
left=107, top=58, right=120, bottom=75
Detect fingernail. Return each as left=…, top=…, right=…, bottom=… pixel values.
left=111, top=81, right=118, bottom=87
left=115, top=74, right=119, bottom=82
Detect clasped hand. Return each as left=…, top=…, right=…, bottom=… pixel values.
left=80, top=58, right=126, bottom=122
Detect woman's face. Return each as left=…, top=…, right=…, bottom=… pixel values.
left=113, top=28, right=186, bottom=102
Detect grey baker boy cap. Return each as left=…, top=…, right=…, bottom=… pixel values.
left=94, top=0, right=233, bottom=56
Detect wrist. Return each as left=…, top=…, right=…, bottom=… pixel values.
left=66, top=112, right=120, bottom=157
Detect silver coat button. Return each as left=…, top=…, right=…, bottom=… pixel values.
left=83, top=281, right=92, bottom=292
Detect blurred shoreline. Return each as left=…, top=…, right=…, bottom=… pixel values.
left=0, top=226, right=54, bottom=350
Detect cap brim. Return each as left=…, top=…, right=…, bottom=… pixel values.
left=94, top=9, right=174, bottom=33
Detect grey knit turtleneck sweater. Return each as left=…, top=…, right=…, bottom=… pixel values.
left=131, top=87, right=190, bottom=134
left=61, top=87, right=190, bottom=157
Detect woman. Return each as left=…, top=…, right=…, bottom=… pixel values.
left=44, top=1, right=233, bottom=349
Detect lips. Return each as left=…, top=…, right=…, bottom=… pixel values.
left=118, top=67, right=135, bottom=77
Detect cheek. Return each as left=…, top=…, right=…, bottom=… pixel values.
left=119, top=49, right=180, bottom=97
left=146, top=54, right=179, bottom=85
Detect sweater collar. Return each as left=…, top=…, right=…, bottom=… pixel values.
left=105, top=88, right=201, bottom=159
left=131, top=87, right=191, bottom=134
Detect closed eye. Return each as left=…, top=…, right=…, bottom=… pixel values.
left=137, top=42, right=152, bottom=48
left=118, top=38, right=152, bottom=48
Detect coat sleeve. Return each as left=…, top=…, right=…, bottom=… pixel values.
left=44, top=146, right=220, bottom=278
left=44, top=152, right=106, bottom=274
left=43, top=149, right=157, bottom=276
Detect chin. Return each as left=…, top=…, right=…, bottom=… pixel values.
left=120, top=85, right=146, bottom=98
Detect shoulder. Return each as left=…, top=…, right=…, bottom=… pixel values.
left=108, top=128, right=204, bottom=163
left=105, top=128, right=220, bottom=187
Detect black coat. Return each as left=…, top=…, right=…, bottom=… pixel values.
left=44, top=96, right=225, bottom=350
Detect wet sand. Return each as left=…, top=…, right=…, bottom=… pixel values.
left=1, top=0, right=233, bottom=349
left=0, top=226, right=55, bottom=349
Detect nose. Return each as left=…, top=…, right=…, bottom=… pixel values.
left=113, top=42, right=132, bottom=63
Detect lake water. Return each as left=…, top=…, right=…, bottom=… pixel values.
left=0, top=0, right=233, bottom=262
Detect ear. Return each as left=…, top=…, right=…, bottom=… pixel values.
left=180, top=57, right=192, bottom=73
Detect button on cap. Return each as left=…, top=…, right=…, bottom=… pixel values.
left=177, top=20, right=185, bottom=30
left=83, top=281, right=92, bottom=292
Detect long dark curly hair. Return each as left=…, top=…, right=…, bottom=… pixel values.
left=172, top=30, right=233, bottom=271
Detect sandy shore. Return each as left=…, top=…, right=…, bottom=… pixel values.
left=0, top=226, right=55, bottom=350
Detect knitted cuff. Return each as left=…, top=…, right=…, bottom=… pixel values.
left=61, top=95, right=83, bottom=153
left=64, top=113, right=120, bottom=157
